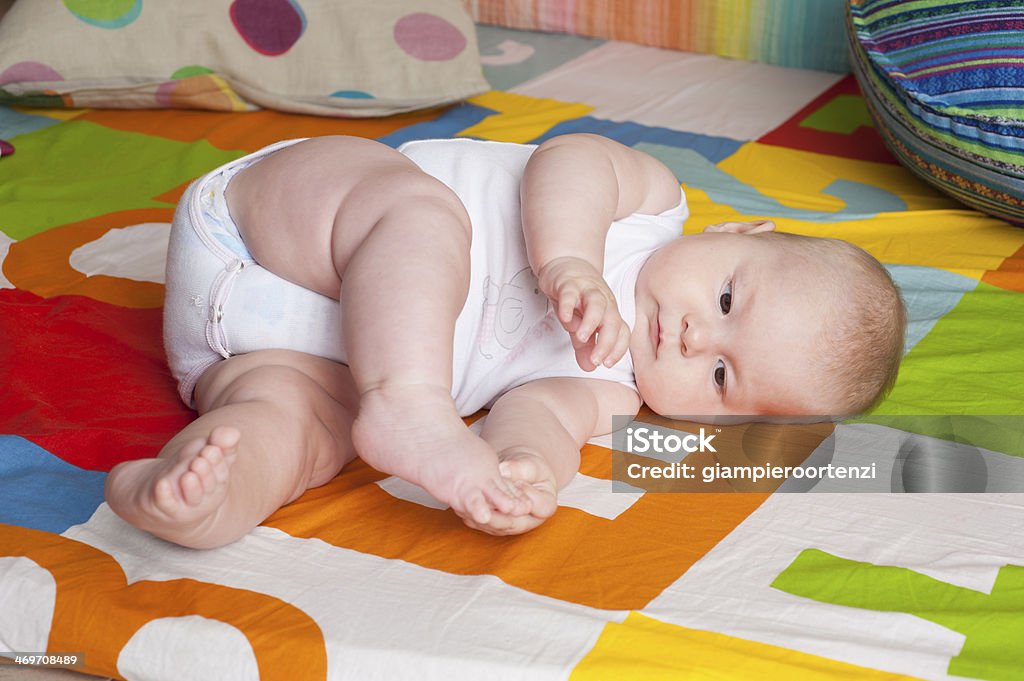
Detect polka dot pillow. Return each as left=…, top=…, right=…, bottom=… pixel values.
left=0, top=0, right=488, bottom=117
left=848, top=0, right=1024, bottom=225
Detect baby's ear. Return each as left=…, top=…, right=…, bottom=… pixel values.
left=703, top=220, right=776, bottom=234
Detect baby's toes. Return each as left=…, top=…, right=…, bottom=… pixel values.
left=198, top=445, right=232, bottom=485
left=190, top=450, right=219, bottom=493
left=153, top=477, right=180, bottom=516
left=499, top=456, right=542, bottom=484
left=208, top=426, right=241, bottom=452
left=179, top=470, right=205, bottom=506
left=198, top=444, right=222, bottom=467
left=464, top=490, right=493, bottom=525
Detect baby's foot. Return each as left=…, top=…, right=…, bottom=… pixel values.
left=461, top=449, right=559, bottom=536
left=499, top=449, right=558, bottom=518
left=351, top=384, right=528, bottom=524
left=105, top=426, right=240, bottom=546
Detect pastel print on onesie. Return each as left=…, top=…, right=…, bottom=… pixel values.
left=478, top=267, right=550, bottom=360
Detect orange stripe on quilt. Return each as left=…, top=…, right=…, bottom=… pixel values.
left=0, top=525, right=327, bottom=681
left=982, top=241, right=1024, bottom=294
left=265, top=444, right=770, bottom=611
left=79, top=107, right=444, bottom=152
left=5, top=208, right=172, bottom=308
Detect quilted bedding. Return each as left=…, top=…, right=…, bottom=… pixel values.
left=1, top=25, right=1023, bottom=681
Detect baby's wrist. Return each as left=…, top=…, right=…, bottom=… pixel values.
left=536, top=255, right=598, bottom=286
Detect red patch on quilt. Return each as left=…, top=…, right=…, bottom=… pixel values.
left=0, top=289, right=192, bottom=471
left=759, top=75, right=897, bottom=164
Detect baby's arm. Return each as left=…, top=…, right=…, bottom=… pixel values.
left=521, top=134, right=682, bottom=369
left=466, top=376, right=642, bottom=535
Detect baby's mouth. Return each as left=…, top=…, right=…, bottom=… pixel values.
left=651, top=312, right=661, bottom=356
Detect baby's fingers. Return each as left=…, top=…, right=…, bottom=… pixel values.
left=557, top=285, right=581, bottom=325
left=562, top=315, right=598, bottom=371
left=590, top=308, right=626, bottom=367
left=482, top=477, right=530, bottom=517
left=575, top=289, right=608, bottom=343
left=516, top=480, right=557, bottom=520
left=598, top=321, right=626, bottom=368
left=459, top=506, right=546, bottom=535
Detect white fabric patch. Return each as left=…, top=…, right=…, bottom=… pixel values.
left=641, top=493, right=1024, bottom=680
left=64, top=505, right=624, bottom=681
left=118, top=616, right=258, bottom=681
left=0, top=557, right=55, bottom=654
left=481, top=39, right=536, bottom=66
left=558, top=473, right=640, bottom=520
left=513, top=42, right=842, bottom=140
left=0, top=231, right=14, bottom=289
left=69, top=222, right=170, bottom=284
left=375, top=476, right=449, bottom=510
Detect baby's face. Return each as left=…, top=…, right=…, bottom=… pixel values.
left=630, top=232, right=833, bottom=417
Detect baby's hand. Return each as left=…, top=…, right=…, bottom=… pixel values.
left=459, top=448, right=558, bottom=536
left=536, top=256, right=630, bottom=371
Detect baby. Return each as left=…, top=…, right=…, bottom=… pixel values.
left=105, top=134, right=906, bottom=547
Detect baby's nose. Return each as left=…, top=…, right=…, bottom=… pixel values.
left=681, top=316, right=707, bottom=356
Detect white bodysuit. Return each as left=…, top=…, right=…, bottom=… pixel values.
left=163, top=138, right=688, bottom=414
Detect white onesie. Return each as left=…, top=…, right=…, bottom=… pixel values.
left=164, top=138, right=688, bottom=414
left=399, top=139, right=687, bottom=412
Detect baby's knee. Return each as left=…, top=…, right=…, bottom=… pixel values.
left=199, top=354, right=320, bottom=416
left=224, top=365, right=316, bottom=409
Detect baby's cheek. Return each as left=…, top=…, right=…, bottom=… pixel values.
left=636, top=369, right=675, bottom=415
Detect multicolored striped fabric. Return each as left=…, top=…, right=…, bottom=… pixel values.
left=464, top=0, right=851, bottom=72
left=848, top=0, right=1024, bottom=225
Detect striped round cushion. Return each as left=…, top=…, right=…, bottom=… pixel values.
left=847, top=0, right=1024, bottom=225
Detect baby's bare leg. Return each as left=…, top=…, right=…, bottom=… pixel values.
left=226, top=137, right=524, bottom=524
left=105, top=350, right=358, bottom=548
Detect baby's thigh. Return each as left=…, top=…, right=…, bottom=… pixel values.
left=227, top=136, right=463, bottom=299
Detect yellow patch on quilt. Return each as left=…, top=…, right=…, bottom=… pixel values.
left=691, top=143, right=1024, bottom=278
left=720, top=142, right=951, bottom=214
left=11, top=105, right=88, bottom=122
left=460, top=91, right=593, bottom=144
left=570, top=612, right=922, bottom=681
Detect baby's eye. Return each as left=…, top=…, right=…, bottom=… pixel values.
left=714, top=359, right=727, bottom=390
left=719, top=281, right=733, bottom=315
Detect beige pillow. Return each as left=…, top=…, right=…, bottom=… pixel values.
left=0, top=0, right=488, bottom=117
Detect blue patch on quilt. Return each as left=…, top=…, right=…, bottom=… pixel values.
left=640, top=144, right=906, bottom=221
left=885, top=264, right=978, bottom=355
left=539, top=117, right=743, bottom=164
left=0, top=435, right=106, bottom=534
left=0, top=105, right=59, bottom=139
left=377, top=102, right=495, bottom=148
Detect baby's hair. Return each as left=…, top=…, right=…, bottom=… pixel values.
left=756, top=231, right=907, bottom=417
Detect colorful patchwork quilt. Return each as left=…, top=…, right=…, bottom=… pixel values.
left=2, top=26, right=1023, bottom=681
